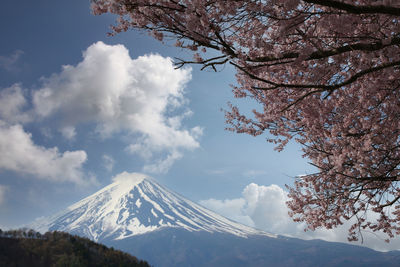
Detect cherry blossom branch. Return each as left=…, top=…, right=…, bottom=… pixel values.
left=174, top=55, right=229, bottom=71
left=235, top=59, right=400, bottom=92
left=93, top=0, right=400, bottom=243
left=379, top=195, right=400, bottom=208
left=248, top=37, right=400, bottom=64
left=304, top=0, right=400, bottom=16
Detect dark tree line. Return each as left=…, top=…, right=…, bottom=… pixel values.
left=0, top=229, right=150, bottom=267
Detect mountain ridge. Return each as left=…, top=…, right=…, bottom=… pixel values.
left=29, top=172, right=400, bottom=266
left=30, top=172, right=273, bottom=242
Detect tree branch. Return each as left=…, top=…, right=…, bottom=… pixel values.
left=236, top=59, right=400, bottom=92
left=248, top=37, right=400, bottom=64
left=303, top=0, right=400, bottom=16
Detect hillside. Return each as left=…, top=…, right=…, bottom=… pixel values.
left=108, top=228, right=400, bottom=267
left=0, top=229, right=150, bottom=267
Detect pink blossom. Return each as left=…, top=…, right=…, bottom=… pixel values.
left=92, top=0, right=400, bottom=242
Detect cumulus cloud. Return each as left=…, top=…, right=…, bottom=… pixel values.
left=112, top=171, right=147, bottom=184
left=32, top=41, right=201, bottom=173
left=0, top=84, right=31, bottom=123
left=0, top=50, right=23, bottom=72
left=200, top=183, right=400, bottom=252
left=0, top=121, right=91, bottom=185
left=200, top=198, right=254, bottom=227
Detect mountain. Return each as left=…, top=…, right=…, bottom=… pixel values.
left=31, top=172, right=271, bottom=241
left=30, top=173, right=400, bottom=267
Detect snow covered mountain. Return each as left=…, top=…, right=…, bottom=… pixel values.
left=31, top=172, right=272, bottom=242
left=30, top=172, right=400, bottom=267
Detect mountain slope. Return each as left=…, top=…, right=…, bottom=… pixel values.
left=30, top=172, right=400, bottom=267
left=107, top=228, right=400, bottom=267
left=31, top=172, right=271, bottom=242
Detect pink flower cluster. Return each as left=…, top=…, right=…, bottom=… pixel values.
left=92, top=0, right=400, bottom=241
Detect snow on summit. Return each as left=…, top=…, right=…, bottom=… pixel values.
left=112, top=172, right=146, bottom=186
left=30, top=172, right=273, bottom=242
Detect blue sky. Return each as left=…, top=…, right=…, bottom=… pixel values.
left=0, top=0, right=398, bottom=252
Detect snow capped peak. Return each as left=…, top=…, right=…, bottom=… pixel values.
left=30, top=172, right=274, bottom=242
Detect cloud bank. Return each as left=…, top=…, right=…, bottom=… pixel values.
left=200, top=183, right=400, bottom=252
left=33, top=41, right=201, bottom=173
left=0, top=121, right=89, bottom=185
left=0, top=42, right=200, bottom=185
left=0, top=84, right=31, bottom=124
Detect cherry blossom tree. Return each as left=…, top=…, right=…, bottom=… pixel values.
left=91, top=0, right=400, bottom=242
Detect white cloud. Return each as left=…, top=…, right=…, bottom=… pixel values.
left=112, top=171, right=148, bottom=184
left=60, top=126, right=76, bottom=140
left=32, top=41, right=201, bottom=173
left=0, top=185, right=8, bottom=206
left=142, top=150, right=182, bottom=174
left=200, top=183, right=400, bottom=252
left=0, top=121, right=91, bottom=185
left=103, top=154, right=115, bottom=172
left=0, top=50, right=23, bottom=72
left=200, top=198, right=254, bottom=227
left=241, top=184, right=291, bottom=232
left=0, top=84, right=31, bottom=123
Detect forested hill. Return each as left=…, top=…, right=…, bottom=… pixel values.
left=0, top=229, right=150, bottom=267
